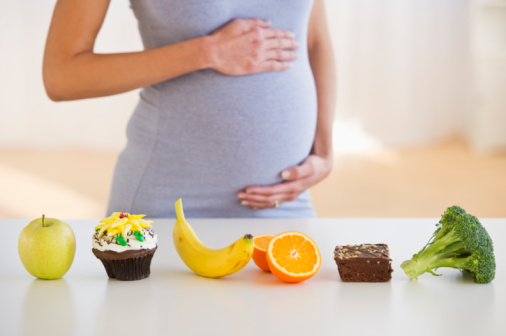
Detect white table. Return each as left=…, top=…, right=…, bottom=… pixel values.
left=1, top=218, right=505, bottom=336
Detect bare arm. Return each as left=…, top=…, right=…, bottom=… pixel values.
left=238, top=0, right=337, bottom=209
left=307, top=0, right=337, bottom=162
left=43, top=0, right=299, bottom=101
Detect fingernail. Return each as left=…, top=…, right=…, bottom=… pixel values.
left=288, top=31, right=295, bottom=38
left=241, top=201, right=249, bottom=206
left=265, top=20, right=272, bottom=25
left=294, top=40, right=300, bottom=47
left=282, top=170, right=291, bottom=179
left=238, top=193, right=246, bottom=199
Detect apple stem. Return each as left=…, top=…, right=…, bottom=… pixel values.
left=42, top=214, right=46, bottom=227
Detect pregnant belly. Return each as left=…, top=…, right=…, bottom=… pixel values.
left=128, top=65, right=317, bottom=192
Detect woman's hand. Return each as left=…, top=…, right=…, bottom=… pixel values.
left=236, top=0, right=337, bottom=211
left=44, top=0, right=297, bottom=101
left=207, top=18, right=299, bottom=75
left=237, top=154, right=333, bottom=209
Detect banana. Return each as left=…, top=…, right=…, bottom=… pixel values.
left=173, top=198, right=254, bottom=278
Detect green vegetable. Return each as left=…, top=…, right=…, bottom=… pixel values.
left=401, top=206, right=496, bottom=284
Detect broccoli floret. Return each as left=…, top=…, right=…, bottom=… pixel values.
left=401, top=206, right=496, bottom=284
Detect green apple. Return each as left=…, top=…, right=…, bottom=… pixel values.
left=18, top=215, right=76, bottom=279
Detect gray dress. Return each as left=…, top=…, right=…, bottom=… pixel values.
left=107, top=0, right=318, bottom=218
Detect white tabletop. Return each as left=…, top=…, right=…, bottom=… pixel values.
left=1, top=218, right=505, bottom=336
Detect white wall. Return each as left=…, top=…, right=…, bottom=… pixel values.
left=328, top=0, right=474, bottom=148
left=0, top=0, right=142, bottom=150
left=0, top=0, right=503, bottom=151
left=469, top=0, right=506, bottom=152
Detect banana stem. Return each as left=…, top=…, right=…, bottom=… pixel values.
left=175, top=199, right=185, bottom=221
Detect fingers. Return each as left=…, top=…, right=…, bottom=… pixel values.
left=212, top=18, right=299, bottom=75
left=255, top=35, right=299, bottom=71
left=247, top=26, right=298, bottom=51
left=240, top=18, right=294, bottom=41
left=249, top=26, right=298, bottom=71
left=257, top=60, right=292, bottom=72
left=237, top=159, right=316, bottom=209
left=238, top=179, right=308, bottom=209
left=238, top=190, right=297, bottom=210
left=241, top=19, right=293, bottom=39
left=242, top=19, right=298, bottom=52
left=265, top=50, right=298, bottom=61
left=245, top=180, right=300, bottom=196
left=263, top=27, right=295, bottom=39
left=263, top=37, right=299, bottom=51
left=239, top=194, right=286, bottom=210
left=237, top=155, right=331, bottom=210
left=281, top=159, right=315, bottom=181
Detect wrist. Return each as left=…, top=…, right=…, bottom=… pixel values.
left=311, top=146, right=333, bottom=162
left=311, top=128, right=334, bottom=162
left=197, top=35, right=219, bottom=70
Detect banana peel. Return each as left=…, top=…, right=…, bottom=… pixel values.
left=173, top=198, right=254, bottom=278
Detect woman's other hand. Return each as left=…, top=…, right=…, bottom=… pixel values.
left=236, top=0, right=337, bottom=211
left=237, top=154, right=333, bottom=209
left=206, top=18, right=299, bottom=75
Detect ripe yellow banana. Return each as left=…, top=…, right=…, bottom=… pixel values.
left=173, top=198, right=254, bottom=278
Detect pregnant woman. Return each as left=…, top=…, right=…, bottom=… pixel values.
left=43, top=0, right=336, bottom=218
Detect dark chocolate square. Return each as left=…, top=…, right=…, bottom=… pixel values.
left=334, top=244, right=393, bottom=282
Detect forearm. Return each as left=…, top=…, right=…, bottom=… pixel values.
left=309, top=40, right=337, bottom=160
left=43, top=0, right=298, bottom=101
left=43, top=37, right=212, bottom=101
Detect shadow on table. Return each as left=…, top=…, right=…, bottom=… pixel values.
left=20, top=278, right=76, bottom=336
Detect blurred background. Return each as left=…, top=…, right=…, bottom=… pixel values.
left=1, top=0, right=505, bottom=219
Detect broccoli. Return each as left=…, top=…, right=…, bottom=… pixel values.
left=401, top=206, right=496, bottom=284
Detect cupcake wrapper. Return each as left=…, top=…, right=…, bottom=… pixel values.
left=98, top=250, right=156, bottom=281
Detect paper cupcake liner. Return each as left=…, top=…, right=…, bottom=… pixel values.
left=97, top=250, right=156, bottom=281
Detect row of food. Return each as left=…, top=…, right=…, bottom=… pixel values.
left=17, top=202, right=496, bottom=284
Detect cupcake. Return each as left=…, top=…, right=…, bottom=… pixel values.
left=92, top=212, right=158, bottom=281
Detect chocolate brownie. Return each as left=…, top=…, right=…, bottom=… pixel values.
left=334, top=244, right=393, bottom=282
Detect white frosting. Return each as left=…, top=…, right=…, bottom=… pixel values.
left=92, top=228, right=157, bottom=252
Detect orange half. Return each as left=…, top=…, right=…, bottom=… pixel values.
left=266, top=231, right=321, bottom=283
left=252, top=235, right=274, bottom=271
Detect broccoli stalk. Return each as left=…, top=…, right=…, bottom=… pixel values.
left=401, top=206, right=496, bottom=284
